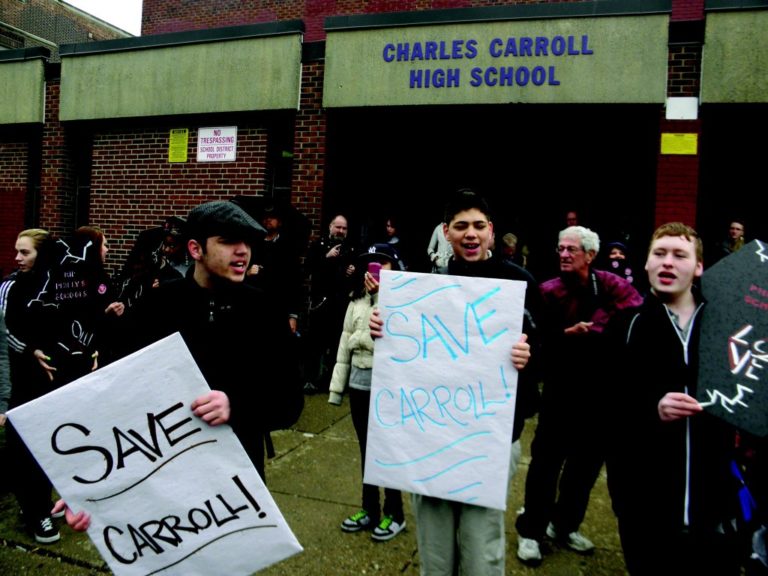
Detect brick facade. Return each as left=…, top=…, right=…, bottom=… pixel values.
left=89, top=123, right=269, bottom=276
left=655, top=0, right=705, bottom=227
left=0, top=138, right=28, bottom=277
left=4, top=0, right=754, bottom=279
left=142, top=0, right=569, bottom=42
left=38, top=78, right=76, bottom=240
left=140, top=0, right=712, bottom=237
left=654, top=117, right=702, bottom=228
left=671, top=0, right=704, bottom=21
left=0, top=0, right=129, bottom=59
left=667, top=44, right=702, bottom=98
left=291, top=60, right=326, bottom=233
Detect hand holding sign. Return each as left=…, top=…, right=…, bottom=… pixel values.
left=8, top=333, right=301, bottom=576
left=52, top=499, right=91, bottom=532
left=365, top=270, right=526, bottom=511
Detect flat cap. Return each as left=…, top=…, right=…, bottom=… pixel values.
left=185, top=201, right=266, bottom=244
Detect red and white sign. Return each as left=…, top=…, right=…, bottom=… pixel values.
left=197, top=126, right=237, bottom=162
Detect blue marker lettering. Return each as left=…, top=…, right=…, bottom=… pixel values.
left=411, top=387, right=444, bottom=429
left=386, top=311, right=420, bottom=362
left=433, top=385, right=466, bottom=426
left=400, top=388, right=422, bottom=431
left=453, top=386, right=473, bottom=414
left=374, top=389, right=397, bottom=427
left=421, top=313, right=457, bottom=360
left=470, top=287, right=508, bottom=345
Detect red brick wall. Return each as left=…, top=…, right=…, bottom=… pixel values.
left=654, top=0, right=705, bottom=228
left=667, top=44, right=702, bottom=98
left=39, top=79, right=76, bottom=240
left=142, top=0, right=564, bottom=42
left=291, top=60, right=326, bottom=236
left=141, top=0, right=675, bottom=241
left=89, top=124, right=268, bottom=276
left=138, top=0, right=713, bottom=237
left=654, top=117, right=702, bottom=228
left=0, top=0, right=129, bottom=59
left=0, top=140, right=28, bottom=277
left=672, top=0, right=704, bottom=21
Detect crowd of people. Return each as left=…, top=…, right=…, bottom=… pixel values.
left=0, top=194, right=763, bottom=575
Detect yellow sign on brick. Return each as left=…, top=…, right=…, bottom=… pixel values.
left=660, top=133, right=698, bottom=155
left=168, top=128, right=189, bottom=163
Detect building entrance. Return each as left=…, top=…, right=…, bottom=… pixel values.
left=326, top=103, right=659, bottom=280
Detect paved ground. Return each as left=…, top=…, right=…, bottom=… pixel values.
left=0, top=393, right=628, bottom=575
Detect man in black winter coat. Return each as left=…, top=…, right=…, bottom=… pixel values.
left=124, top=201, right=300, bottom=481
left=304, top=214, right=358, bottom=392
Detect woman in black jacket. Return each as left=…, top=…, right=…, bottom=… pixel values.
left=1, top=228, right=62, bottom=544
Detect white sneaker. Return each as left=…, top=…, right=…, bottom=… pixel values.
left=517, top=536, right=542, bottom=563
left=546, top=522, right=594, bottom=553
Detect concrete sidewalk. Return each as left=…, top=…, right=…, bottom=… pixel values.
left=0, top=394, right=628, bottom=575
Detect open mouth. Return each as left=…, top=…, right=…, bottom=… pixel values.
left=657, top=271, right=676, bottom=284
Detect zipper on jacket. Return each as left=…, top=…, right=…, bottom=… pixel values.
left=665, top=301, right=704, bottom=528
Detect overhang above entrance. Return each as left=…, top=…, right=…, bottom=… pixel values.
left=0, top=48, right=49, bottom=124
left=59, top=22, right=304, bottom=121
left=701, top=6, right=768, bottom=103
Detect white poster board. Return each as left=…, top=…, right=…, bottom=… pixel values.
left=364, top=270, right=526, bottom=510
left=7, top=333, right=302, bottom=576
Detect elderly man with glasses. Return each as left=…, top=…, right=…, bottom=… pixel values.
left=515, top=225, right=642, bottom=566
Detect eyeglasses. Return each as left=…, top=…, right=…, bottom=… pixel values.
left=556, top=245, right=583, bottom=255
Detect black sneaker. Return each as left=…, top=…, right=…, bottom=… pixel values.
left=34, top=516, right=60, bottom=544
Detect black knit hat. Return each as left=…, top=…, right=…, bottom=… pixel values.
left=185, top=201, right=266, bottom=243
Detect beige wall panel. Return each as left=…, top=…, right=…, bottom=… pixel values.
left=702, top=10, right=768, bottom=103
left=324, top=15, right=668, bottom=107
left=0, top=60, right=45, bottom=124
left=60, top=35, right=301, bottom=120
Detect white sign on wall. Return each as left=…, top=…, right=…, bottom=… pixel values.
left=197, top=126, right=237, bottom=162
left=7, top=333, right=302, bottom=576
left=365, top=270, right=526, bottom=510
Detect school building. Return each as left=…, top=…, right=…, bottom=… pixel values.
left=0, top=0, right=765, bottom=279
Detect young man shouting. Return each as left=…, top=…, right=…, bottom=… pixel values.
left=607, top=222, right=739, bottom=575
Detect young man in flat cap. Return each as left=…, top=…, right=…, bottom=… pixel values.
left=54, top=200, right=303, bottom=530
left=124, top=200, right=301, bottom=480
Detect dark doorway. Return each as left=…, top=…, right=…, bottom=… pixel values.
left=699, top=104, right=768, bottom=267
left=325, top=103, right=659, bottom=280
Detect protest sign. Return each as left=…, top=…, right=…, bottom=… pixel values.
left=365, top=270, right=526, bottom=510
left=698, top=239, right=768, bottom=437
left=7, top=333, right=302, bottom=576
